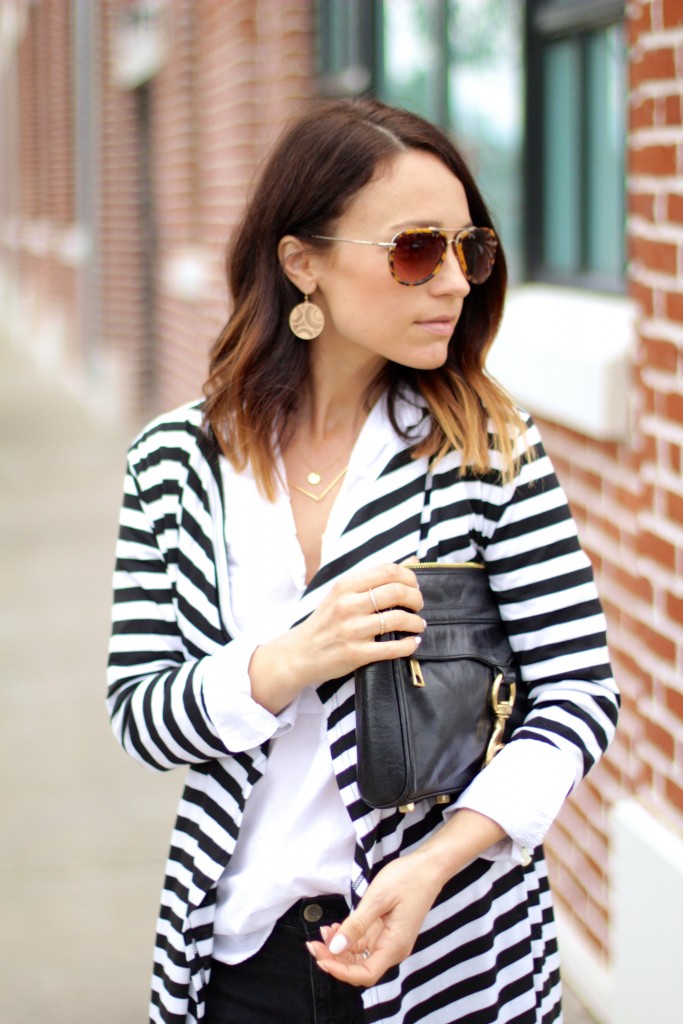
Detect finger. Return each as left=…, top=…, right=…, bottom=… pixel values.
left=369, top=608, right=426, bottom=639
left=324, top=908, right=372, bottom=957
left=314, top=947, right=393, bottom=988
left=342, top=562, right=421, bottom=597
left=370, top=579, right=423, bottom=613
left=366, top=634, right=422, bottom=659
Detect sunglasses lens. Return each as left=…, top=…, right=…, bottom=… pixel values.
left=392, top=231, right=447, bottom=285
left=457, top=228, right=497, bottom=284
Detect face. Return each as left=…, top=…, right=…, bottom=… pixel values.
left=310, top=149, right=474, bottom=374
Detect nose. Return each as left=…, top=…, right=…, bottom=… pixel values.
left=430, top=244, right=471, bottom=297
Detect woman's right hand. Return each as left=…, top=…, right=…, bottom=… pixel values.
left=248, top=562, right=425, bottom=714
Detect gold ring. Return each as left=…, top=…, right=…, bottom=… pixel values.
left=368, top=587, right=380, bottom=614
left=377, top=612, right=385, bottom=637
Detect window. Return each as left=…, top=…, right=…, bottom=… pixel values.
left=526, top=0, right=626, bottom=291
left=316, top=0, right=375, bottom=97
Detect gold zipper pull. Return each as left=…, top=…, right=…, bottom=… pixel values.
left=410, top=658, right=425, bottom=687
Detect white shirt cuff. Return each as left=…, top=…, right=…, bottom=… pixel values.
left=200, top=633, right=299, bottom=752
left=452, top=737, right=578, bottom=863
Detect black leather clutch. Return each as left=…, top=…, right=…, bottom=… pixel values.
left=354, top=563, right=523, bottom=812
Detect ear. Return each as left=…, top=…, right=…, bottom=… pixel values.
left=278, top=235, right=322, bottom=296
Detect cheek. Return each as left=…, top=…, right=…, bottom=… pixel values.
left=331, top=294, right=407, bottom=345
left=325, top=272, right=405, bottom=332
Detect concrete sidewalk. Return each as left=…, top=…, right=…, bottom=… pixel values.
left=0, top=343, right=184, bottom=1023
left=0, top=341, right=596, bottom=1023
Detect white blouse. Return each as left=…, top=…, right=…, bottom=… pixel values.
left=210, top=398, right=411, bottom=964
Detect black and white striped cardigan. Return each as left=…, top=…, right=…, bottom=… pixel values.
left=107, top=400, right=618, bottom=1024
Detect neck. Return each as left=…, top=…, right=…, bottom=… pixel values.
left=301, top=345, right=386, bottom=442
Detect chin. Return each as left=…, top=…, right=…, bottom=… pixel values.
left=404, top=348, right=450, bottom=372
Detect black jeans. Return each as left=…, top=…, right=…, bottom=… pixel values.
left=204, top=895, right=366, bottom=1024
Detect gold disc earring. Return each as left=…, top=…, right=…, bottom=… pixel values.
left=289, top=294, right=325, bottom=340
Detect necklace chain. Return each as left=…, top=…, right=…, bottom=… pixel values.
left=289, top=465, right=350, bottom=502
left=290, top=416, right=365, bottom=501
left=296, top=446, right=346, bottom=487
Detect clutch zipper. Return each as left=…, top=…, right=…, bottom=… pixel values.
left=407, top=563, right=484, bottom=689
left=404, top=561, right=484, bottom=569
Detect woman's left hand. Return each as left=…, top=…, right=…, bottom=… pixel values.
left=306, top=809, right=507, bottom=987
left=305, top=850, right=443, bottom=987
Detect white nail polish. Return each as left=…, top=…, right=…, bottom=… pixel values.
left=328, top=933, right=349, bottom=955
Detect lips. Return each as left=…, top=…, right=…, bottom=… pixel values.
left=416, top=317, right=457, bottom=336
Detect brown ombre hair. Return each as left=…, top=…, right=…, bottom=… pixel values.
left=203, top=97, right=525, bottom=497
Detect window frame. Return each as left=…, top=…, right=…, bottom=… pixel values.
left=525, top=0, right=627, bottom=293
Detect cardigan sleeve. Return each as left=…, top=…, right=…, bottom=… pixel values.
left=451, top=418, right=619, bottom=852
left=106, top=423, right=294, bottom=772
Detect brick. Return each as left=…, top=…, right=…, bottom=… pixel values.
left=638, top=527, right=677, bottom=569
left=631, top=96, right=655, bottom=130
left=630, top=144, right=677, bottom=176
left=665, top=777, right=683, bottom=816
left=664, top=93, right=682, bottom=126
left=613, top=563, right=654, bottom=603
left=629, top=2, right=652, bottom=42
left=604, top=479, right=644, bottom=515
left=636, top=617, right=677, bottom=661
left=641, top=761, right=654, bottom=788
left=640, top=336, right=678, bottom=373
left=599, top=516, right=622, bottom=546
left=665, top=487, right=683, bottom=524
left=666, top=290, right=683, bottom=323
left=595, top=751, right=624, bottom=787
left=629, top=191, right=655, bottom=220
left=631, top=235, right=678, bottom=275
left=664, top=684, right=683, bottom=723
left=574, top=465, right=603, bottom=494
left=631, top=279, right=655, bottom=317
left=632, top=47, right=677, bottom=84
left=617, top=625, right=654, bottom=685
left=668, top=193, right=683, bottom=224
left=638, top=475, right=659, bottom=512
left=664, top=392, right=683, bottom=424
left=662, top=0, right=683, bottom=29
left=644, top=718, right=676, bottom=759
left=602, top=596, right=623, bottom=626
left=667, top=588, right=683, bottom=629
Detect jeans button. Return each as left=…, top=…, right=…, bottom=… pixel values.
left=302, top=902, right=323, bottom=923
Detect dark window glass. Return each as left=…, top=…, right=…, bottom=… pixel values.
left=527, top=1, right=626, bottom=291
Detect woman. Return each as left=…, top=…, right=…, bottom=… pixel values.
left=107, top=98, right=618, bottom=1024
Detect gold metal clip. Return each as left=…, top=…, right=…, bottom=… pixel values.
left=399, top=802, right=415, bottom=813
left=484, top=672, right=517, bottom=766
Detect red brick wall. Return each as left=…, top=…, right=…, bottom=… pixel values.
left=8, top=0, right=313, bottom=418
left=149, top=0, right=315, bottom=416
left=12, top=0, right=79, bottom=377
left=98, top=0, right=156, bottom=415
left=542, top=0, right=683, bottom=960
